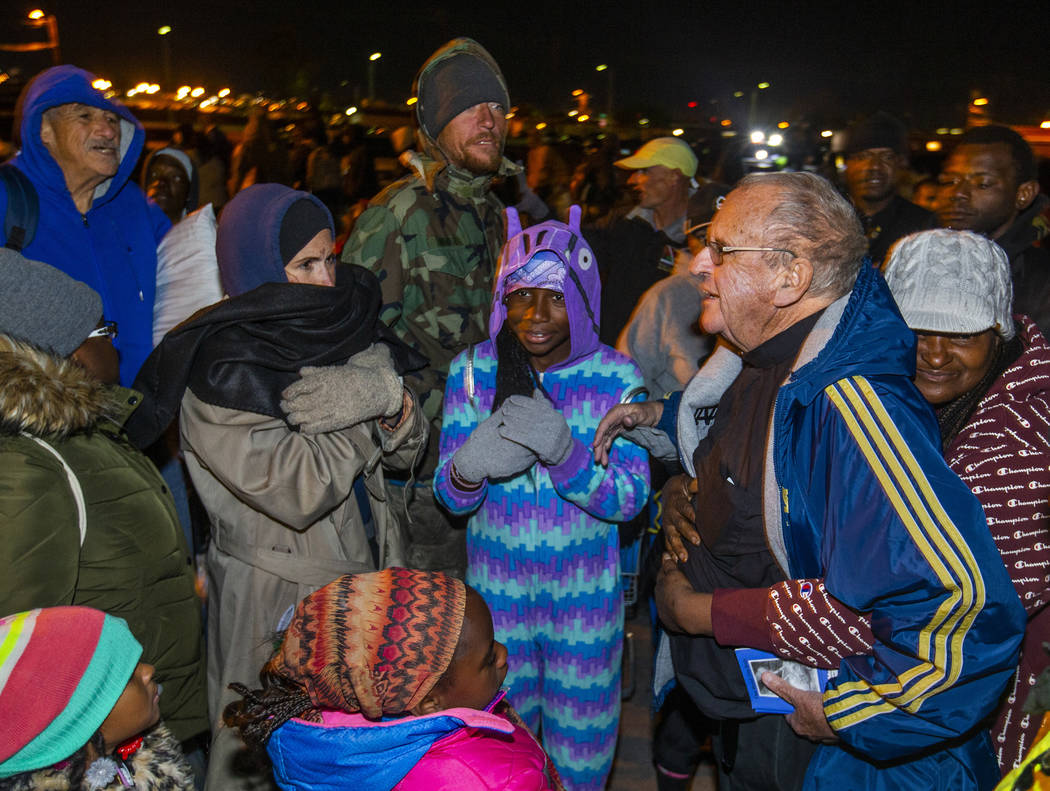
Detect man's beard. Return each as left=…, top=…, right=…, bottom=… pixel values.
left=459, top=137, right=503, bottom=175
left=464, top=147, right=503, bottom=175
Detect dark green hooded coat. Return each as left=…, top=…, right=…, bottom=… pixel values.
left=0, top=338, right=207, bottom=743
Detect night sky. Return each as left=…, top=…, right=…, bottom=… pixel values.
left=3, top=1, right=1048, bottom=130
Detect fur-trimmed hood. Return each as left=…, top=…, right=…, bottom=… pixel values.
left=0, top=337, right=121, bottom=440
left=3, top=723, right=194, bottom=791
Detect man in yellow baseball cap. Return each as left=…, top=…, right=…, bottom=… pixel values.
left=584, top=137, right=699, bottom=346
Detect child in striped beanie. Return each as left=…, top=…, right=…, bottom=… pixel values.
left=0, top=607, right=193, bottom=790
left=224, top=568, right=563, bottom=790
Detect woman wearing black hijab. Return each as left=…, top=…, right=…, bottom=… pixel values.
left=130, top=184, right=427, bottom=789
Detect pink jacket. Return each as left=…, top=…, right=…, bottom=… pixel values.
left=267, top=702, right=559, bottom=791
left=397, top=709, right=554, bottom=790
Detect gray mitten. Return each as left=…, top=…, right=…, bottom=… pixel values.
left=281, top=344, right=403, bottom=433
left=451, top=411, right=538, bottom=484
left=498, top=393, right=575, bottom=466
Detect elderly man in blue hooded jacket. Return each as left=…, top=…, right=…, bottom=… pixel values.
left=1, top=65, right=170, bottom=386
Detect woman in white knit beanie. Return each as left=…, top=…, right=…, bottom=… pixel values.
left=883, top=227, right=1050, bottom=775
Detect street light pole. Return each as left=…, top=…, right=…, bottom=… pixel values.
left=596, top=64, right=612, bottom=117
left=1, top=9, right=61, bottom=66
left=158, top=26, right=173, bottom=121
left=41, top=11, right=59, bottom=66
left=368, top=51, right=381, bottom=103
left=158, top=26, right=173, bottom=88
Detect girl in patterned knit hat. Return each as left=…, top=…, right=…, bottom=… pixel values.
left=224, top=567, right=562, bottom=790
left=0, top=606, right=194, bottom=790
left=433, top=206, right=650, bottom=790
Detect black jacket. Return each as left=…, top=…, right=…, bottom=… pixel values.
left=996, top=195, right=1050, bottom=337
left=861, top=194, right=935, bottom=266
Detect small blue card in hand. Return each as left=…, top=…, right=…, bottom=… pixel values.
left=734, top=648, right=831, bottom=714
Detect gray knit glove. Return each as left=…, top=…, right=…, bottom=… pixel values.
left=498, top=393, right=575, bottom=466
left=451, top=410, right=538, bottom=485
left=281, top=344, right=403, bottom=434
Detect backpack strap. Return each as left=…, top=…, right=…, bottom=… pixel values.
left=1, top=163, right=40, bottom=252
left=23, top=434, right=88, bottom=547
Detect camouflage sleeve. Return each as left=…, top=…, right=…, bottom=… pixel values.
left=342, top=205, right=407, bottom=330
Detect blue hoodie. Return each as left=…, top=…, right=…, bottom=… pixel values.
left=2, top=66, right=171, bottom=385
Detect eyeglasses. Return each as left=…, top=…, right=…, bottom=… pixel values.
left=86, top=321, right=118, bottom=340
left=684, top=219, right=710, bottom=242
left=707, top=239, right=797, bottom=266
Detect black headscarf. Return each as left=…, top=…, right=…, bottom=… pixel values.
left=126, top=264, right=426, bottom=449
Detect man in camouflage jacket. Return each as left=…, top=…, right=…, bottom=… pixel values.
left=342, top=37, right=519, bottom=576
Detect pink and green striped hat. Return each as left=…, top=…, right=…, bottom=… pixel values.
left=0, top=607, right=141, bottom=777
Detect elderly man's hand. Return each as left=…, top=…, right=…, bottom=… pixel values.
left=656, top=553, right=712, bottom=634
left=761, top=673, right=839, bottom=744
left=590, top=400, right=664, bottom=466
left=661, top=474, right=700, bottom=562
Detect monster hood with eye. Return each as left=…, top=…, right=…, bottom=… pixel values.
left=489, top=205, right=602, bottom=371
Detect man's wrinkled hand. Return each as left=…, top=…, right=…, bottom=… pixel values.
left=760, top=673, right=838, bottom=744
left=655, top=553, right=711, bottom=635
left=661, top=474, right=700, bottom=562
left=591, top=401, right=664, bottom=466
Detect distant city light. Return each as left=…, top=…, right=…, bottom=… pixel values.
left=672, top=128, right=684, bottom=137
left=145, top=84, right=160, bottom=95
left=572, top=89, right=584, bottom=97
left=406, top=97, right=417, bottom=106
left=176, top=86, right=191, bottom=99
left=577, top=114, right=590, bottom=122
left=1041, top=121, right=1050, bottom=129
left=972, top=97, right=988, bottom=106
left=721, top=119, right=733, bottom=127
left=369, top=52, right=382, bottom=61
left=91, top=78, right=112, bottom=91
left=768, top=133, right=783, bottom=146
left=157, top=25, right=172, bottom=36
left=218, top=88, right=231, bottom=98
left=639, top=118, right=650, bottom=126
left=595, top=64, right=608, bottom=72
left=755, top=149, right=769, bottom=160
left=568, top=110, right=579, bottom=117
left=777, top=121, right=790, bottom=129
left=926, top=141, right=942, bottom=151
left=950, top=128, right=963, bottom=135
left=191, top=87, right=205, bottom=98
left=345, top=106, right=358, bottom=116
left=757, top=82, right=770, bottom=90
left=733, top=91, right=744, bottom=98
left=536, top=122, right=547, bottom=130
left=28, top=9, right=45, bottom=20
left=936, top=127, right=949, bottom=135
left=750, top=130, right=765, bottom=144
left=820, top=129, right=833, bottom=138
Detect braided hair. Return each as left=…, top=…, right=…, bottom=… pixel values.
left=223, top=672, right=316, bottom=755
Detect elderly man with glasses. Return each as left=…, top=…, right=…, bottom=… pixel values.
left=594, top=172, right=1023, bottom=790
